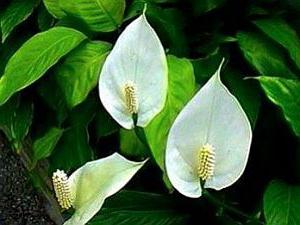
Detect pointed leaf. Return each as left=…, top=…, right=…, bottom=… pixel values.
left=145, top=55, right=196, bottom=171
left=0, top=0, right=39, bottom=42
left=89, top=190, right=189, bottom=225
left=166, top=62, right=252, bottom=197
left=254, top=18, right=300, bottom=69
left=55, top=41, right=111, bottom=108
left=33, top=127, right=64, bottom=162
left=64, top=153, right=146, bottom=225
left=264, top=180, right=300, bottom=225
left=0, top=27, right=86, bottom=105
left=99, top=14, right=168, bottom=129
left=237, top=31, right=296, bottom=78
left=257, top=76, right=300, bottom=137
left=59, top=0, right=125, bottom=32
left=120, top=129, right=148, bottom=158
left=94, top=109, right=119, bottom=138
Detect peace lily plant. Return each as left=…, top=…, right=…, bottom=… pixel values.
left=99, top=12, right=168, bottom=129
left=52, top=153, right=146, bottom=225
left=166, top=60, right=252, bottom=198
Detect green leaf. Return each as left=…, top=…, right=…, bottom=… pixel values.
left=257, top=76, right=300, bottom=137
left=55, top=40, right=111, bottom=108
left=50, top=97, right=96, bottom=171
left=88, top=190, right=189, bottom=225
left=120, top=129, right=148, bottom=158
left=237, top=31, right=296, bottom=78
left=94, top=109, right=119, bottom=138
left=0, top=27, right=86, bottom=105
left=0, top=32, right=31, bottom=75
left=59, top=0, right=125, bottom=32
left=33, top=127, right=64, bottom=162
left=264, top=180, right=300, bottom=225
left=145, top=55, right=196, bottom=171
left=43, top=0, right=66, bottom=18
left=0, top=0, right=39, bottom=42
left=0, top=96, right=33, bottom=150
left=254, top=18, right=300, bottom=70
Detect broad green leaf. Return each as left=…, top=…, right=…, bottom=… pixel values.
left=88, top=190, right=189, bottom=225
left=55, top=41, right=111, bottom=108
left=94, top=109, right=119, bottom=138
left=63, top=153, right=146, bottom=225
left=0, top=0, right=39, bottom=42
left=237, top=31, right=296, bottom=78
left=33, top=127, right=64, bottom=162
left=254, top=18, right=300, bottom=69
left=257, top=76, right=300, bottom=136
left=51, top=127, right=93, bottom=171
left=43, top=0, right=66, bottom=18
left=0, top=32, right=31, bottom=75
left=264, top=180, right=300, bottom=225
left=50, top=97, right=96, bottom=171
left=59, top=0, right=125, bottom=32
left=0, top=27, right=86, bottom=105
left=0, top=96, right=33, bottom=151
left=145, top=55, right=196, bottom=171
left=120, top=129, right=148, bottom=158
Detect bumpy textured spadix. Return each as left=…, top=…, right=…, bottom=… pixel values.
left=166, top=60, right=252, bottom=198
left=198, top=144, right=215, bottom=181
left=52, top=170, right=73, bottom=209
left=53, top=153, right=146, bottom=225
left=99, top=13, right=168, bottom=129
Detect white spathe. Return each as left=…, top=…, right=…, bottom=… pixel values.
left=99, top=14, right=168, bottom=129
left=63, top=153, right=146, bottom=225
left=165, top=61, right=252, bottom=198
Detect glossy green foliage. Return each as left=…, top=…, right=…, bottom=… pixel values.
left=0, top=0, right=39, bottom=42
left=0, top=27, right=86, bottom=105
left=264, top=181, right=300, bottom=225
left=257, top=76, right=300, bottom=136
left=0, top=0, right=300, bottom=224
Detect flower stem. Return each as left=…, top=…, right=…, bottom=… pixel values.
left=203, top=190, right=264, bottom=224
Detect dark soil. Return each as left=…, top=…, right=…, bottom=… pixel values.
left=0, top=139, right=55, bottom=225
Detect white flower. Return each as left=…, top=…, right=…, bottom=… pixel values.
left=165, top=60, right=252, bottom=198
left=52, top=153, right=146, bottom=225
left=99, top=13, right=168, bottom=129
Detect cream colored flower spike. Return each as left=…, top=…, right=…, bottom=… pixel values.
left=99, top=14, right=168, bottom=129
left=52, top=153, right=146, bottom=225
left=165, top=60, right=252, bottom=198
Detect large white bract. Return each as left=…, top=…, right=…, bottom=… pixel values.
left=99, top=14, right=168, bottom=129
left=165, top=61, right=252, bottom=198
left=52, top=153, right=146, bottom=225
